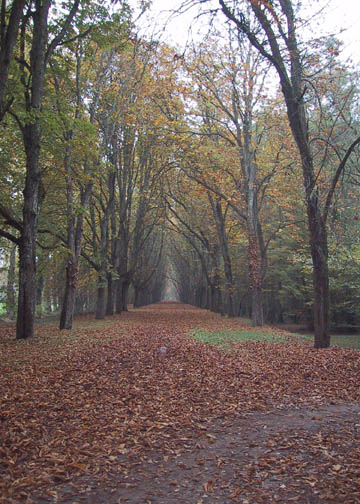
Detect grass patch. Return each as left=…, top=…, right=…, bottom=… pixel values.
left=192, top=328, right=288, bottom=347
left=300, top=333, right=360, bottom=349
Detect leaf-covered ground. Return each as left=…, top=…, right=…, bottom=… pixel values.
left=1, top=302, right=360, bottom=503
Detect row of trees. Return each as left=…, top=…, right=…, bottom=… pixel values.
left=0, top=1, right=178, bottom=337
left=164, top=8, right=360, bottom=347
left=214, top=0, right=360, bottom=347
left=0, top=0, right=359, bottom=346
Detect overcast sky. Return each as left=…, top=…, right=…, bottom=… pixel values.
left=134, top=0, right=360, bottom=63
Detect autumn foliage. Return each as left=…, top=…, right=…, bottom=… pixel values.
left=1, top=304, right=360, bottom=502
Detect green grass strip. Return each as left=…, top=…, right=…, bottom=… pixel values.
left=192, top=329, right=288, bottom=347
left=300, top=333, right=360, bottom=349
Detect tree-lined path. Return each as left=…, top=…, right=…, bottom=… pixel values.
left=1, top=303, right=360, bottom=503
left=1, top=0, right=360, bottom=348
left=1, top=1, right=360, bottom=500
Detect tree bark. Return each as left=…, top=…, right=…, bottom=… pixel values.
left=60, top=143, right=76, bottom=330
left=95, top=284, right=106, bottom=320
left=6, top=244, right=16, bottom=319
left=248, top=230, right=264, bottom=326
left=17, top=122, right=42, bottom=339
left=59, top=179, right=92, bottom=329
left=106, top=274, right=115, bottom=315
left=133, top=286, right=140, bottom=308
left=17, top=238, right=36, bottom=339
left=121, top=279, right=130, bottom=311
left=59, top=260, right=77, bottom=329
left=213, top=198, right=235, bottom=317
left=16, top=0, right=50, bottom=339
left=15, top=0, right=80, bottom=338
left=45, top=286, right=52, bottom=313
left=94, top=215, right=109, bottom=319
left=36, top=272, right=44, bottom=318
left=245, top=147, right=264, bottom=326
left=115, top=278, right=123, bottom=314
left=0, top=0, right=26, bottom=120
left=308, top=201, right=330, bottom=348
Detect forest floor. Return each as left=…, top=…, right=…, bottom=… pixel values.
left=1, top=302, right=360, bottom=503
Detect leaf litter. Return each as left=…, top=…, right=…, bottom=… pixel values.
left=0, top=302, right=360, bottom=503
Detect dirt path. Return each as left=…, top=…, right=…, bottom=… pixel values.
left=36, top=402, right=359, bottom=504
left=1, top=303, right=360, bottom=503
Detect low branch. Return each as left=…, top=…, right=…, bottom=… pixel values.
left=80, top=249, right=100, bottom=271
left=323, top=134, right=360, bottom=223
left=0, top=203, right=22, bottom=231
left=45, top=0, right=81, bottom=65
left=0, top=228, right=19, bottom=244
left=181, top=166, right=247, bottom=221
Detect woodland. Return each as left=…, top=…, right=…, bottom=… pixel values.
left=0, top=0, right=360, bottom=347
left=1, top=1, right=360, bottom=502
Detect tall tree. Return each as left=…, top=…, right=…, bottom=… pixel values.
left=54, top=7, right=130, bottom=329
left=216, top=0, right=360, bottom=347
left=181, top=34, right=287, bottom=324
left=0, top=0, right=26, bottom=120
left=0, top=1, right=81, bottom=339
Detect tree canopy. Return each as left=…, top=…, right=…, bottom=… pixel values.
left=0, top=0, right=359, bottom=347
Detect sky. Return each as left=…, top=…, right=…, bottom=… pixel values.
left=133, top=0, right=360, bottom=64
left=320, top=0, right=360, bottom=61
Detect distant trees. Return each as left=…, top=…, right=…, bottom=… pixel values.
left=0, top=0, right=359, bottom=346
left=215, top=0, right=360, bottom=347
left=164, top=29, right=296, bottom=325
left=80, top=40, right=179, bottom=319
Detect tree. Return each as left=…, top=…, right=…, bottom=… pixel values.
left=180, top=33, right=289, bottom=324
left=79, top=40, right=180, bottom=318
left=51, top=6, right=131, bottom=328
left=132, top=228, right=165, bottom=307
left=166, top=176, right=227, bottom=313
left=0, top=0, right=26, bottom=121
left=0, top=1, right=82, bottom=339
left=216, top=0, right=360, bottom=347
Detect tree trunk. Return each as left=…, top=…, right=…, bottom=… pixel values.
left=246, top=175, right=264, bottom=326
left=0, top=0, right=26, bottom=121
left=215, top=285, right=223, bottom=314
left=106, top=274, right=115, bottom=315
left=216, top=212, right=234, bottom=317
left=287, top=101, right=331, bottom=346
left=75, top=294, right=83, bottom=315
left=6, top=244, right=16, bottom=319
left=122, top=280, right=129, bottom=311
left=59, top=261, right=77, bottom=329
left=59, top=149, right=92, bottom=329
left=15, top=0, right=53, bottom=338
left=36, top=272, right=44, bottom=318
left=133, top=286, right=140, bottom=308
left=17, top=235, right=36, bottom=339
left=308, top=203, right=330, bottom=348
left=209, top=284, right=216, bottom=312
left=248, top=230, right=264, bottom=326
left=115, top=278, right=123, bottom=314
left=210, top=196, right=235, bottom=317
left=95, top=284, right=106, bottom=320
left=251, top=285, right=263, bottom=326
left=59, top=144, right=76, bottom=329
left=16, top=122, right=42, bottom=339
left=44, top=274, right=52, bottom=313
